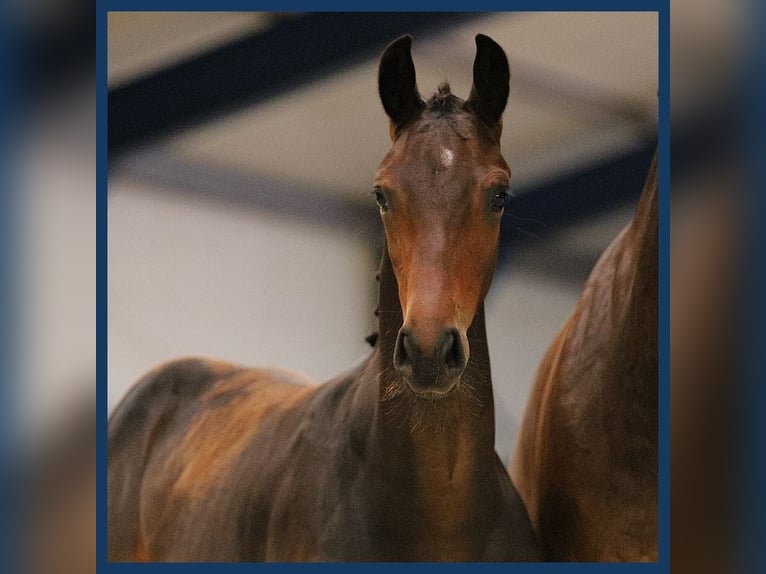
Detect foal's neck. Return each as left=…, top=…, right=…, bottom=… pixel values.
left=347, top=246, right=501, bottom=556
left=365, top=246, right=498, bottom=486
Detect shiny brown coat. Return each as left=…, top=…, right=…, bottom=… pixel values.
left=510, top=152, right=658, bottom=561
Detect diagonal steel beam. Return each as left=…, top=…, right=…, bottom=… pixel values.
left=108, top=12, right=484, bottom=156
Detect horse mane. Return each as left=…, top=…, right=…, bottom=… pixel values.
left=416, top=82, right=477, bottom=140
left=425, top=82, right=463, bottom=116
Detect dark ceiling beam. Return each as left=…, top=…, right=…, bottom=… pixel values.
left=108, top=12, right=484, bottom=157
left=497, top=139, right=658, bottom=267
left=110, top=150, right=379, bottom=236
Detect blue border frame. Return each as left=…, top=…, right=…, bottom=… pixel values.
left=1, top=1, right=20, bottom=572
left=745, top=0, right=766, bottom=571
left=103, top=1, right=661, bottom=10
left=656, top=2, right=669, bottom=569
left=97, top=2, right=668, bottom=571
left=97, top=2, right=109, bottom=569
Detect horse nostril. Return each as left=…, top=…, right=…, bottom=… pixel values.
left=395, top=328, right=465, bottom=377
left=439, top=329, right=466, bottom=372
left=395, top=329, right=415, bottom=370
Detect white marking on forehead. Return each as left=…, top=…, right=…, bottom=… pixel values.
left=440, top=147, right=454, bottom=168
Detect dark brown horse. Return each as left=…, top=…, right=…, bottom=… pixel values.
left=108, top=34, right=541, bottom=562
left=510, top=152, right=658, bottom=561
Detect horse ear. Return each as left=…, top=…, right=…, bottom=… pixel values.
left=465, top=34, right=510, bottom=128
left=378, top=35, right=424, bottom=130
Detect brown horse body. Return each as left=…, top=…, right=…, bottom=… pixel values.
left=510, top=153, right=658, bottom=561
left=108, top=35, right=541, bottom=562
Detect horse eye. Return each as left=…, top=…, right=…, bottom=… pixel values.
left=373, top=188, right=388, bottom=211
left=490, top=189, right=509, bottom=212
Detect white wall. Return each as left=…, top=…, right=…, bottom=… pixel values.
left=486, top=272, right=580, bottom=463
left=108, top=178, right=375, bottom=412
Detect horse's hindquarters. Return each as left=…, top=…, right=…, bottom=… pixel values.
left=107, top=358, right=312, bottom=561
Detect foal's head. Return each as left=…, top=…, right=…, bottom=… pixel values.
left=375, top=34, right=511, bottom=398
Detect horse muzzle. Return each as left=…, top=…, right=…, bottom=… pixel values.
left=393, top=326, right=468, bottom=397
